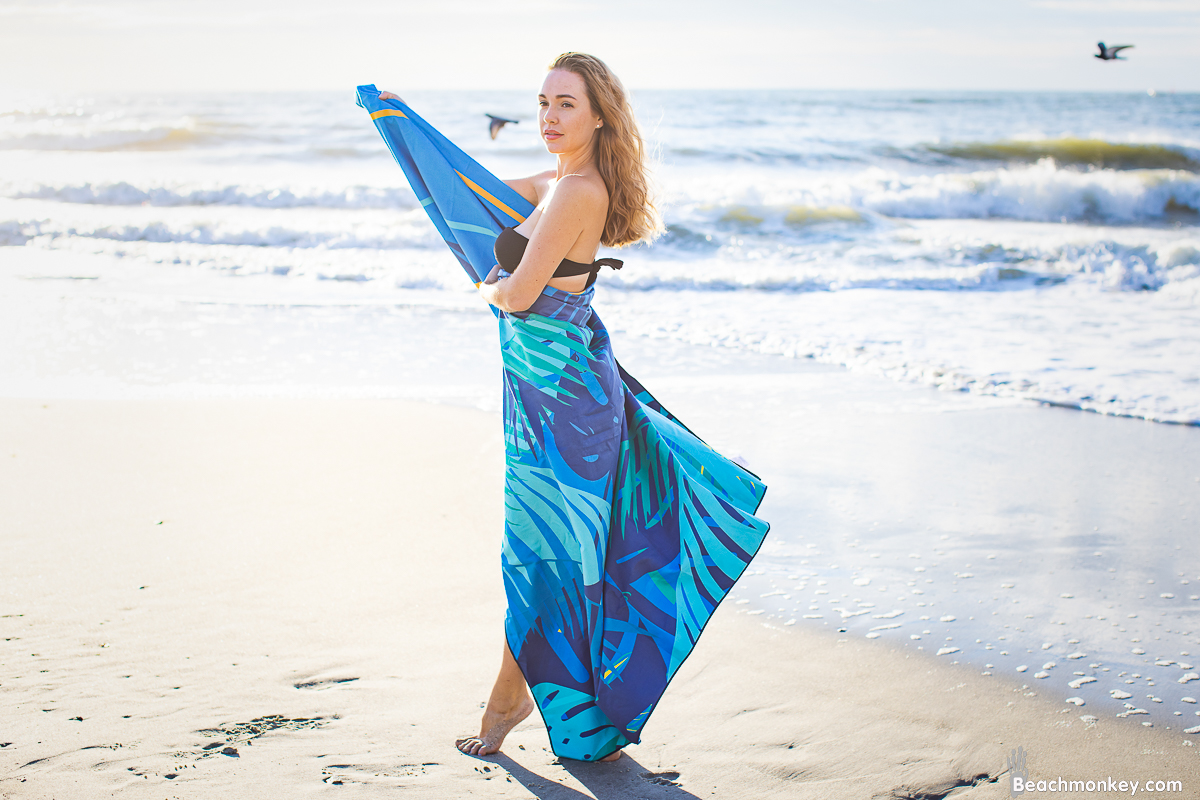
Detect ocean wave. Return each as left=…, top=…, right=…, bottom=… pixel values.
left=660, top=162, right=1200, bottom=230
left=604, top=265, right=1012, bottom=293
left=0, top=219, right=32, bottom=246
left=657, top=137, right=1200, bottom=172
left=858, top=161, right=1199, bottom=223
left=0, top=124, right=215, bottom=152
left=3, top=181, right=419, bottom=210
left=664, top=146, right=860, bottom=167
left=15, top=163, right=1198, bottom=223
left=5, top=217, right=441, bottom=251
left=716, top=204, right=865, bottom=227
left=927, top=138, right=1199, bottom=171
left=616, top=238, right=1200, bottom=293
left=16, top=213, right=1195, bottom=296
left=652, top=204, right=873, bottom=248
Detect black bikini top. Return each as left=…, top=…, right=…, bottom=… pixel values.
left=494, top=227, right=623, bottom=288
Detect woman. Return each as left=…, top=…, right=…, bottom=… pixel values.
left=381, top=53, right=768, bottom=764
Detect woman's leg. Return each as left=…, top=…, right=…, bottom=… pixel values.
left=455, top=640, right=535, bottom=756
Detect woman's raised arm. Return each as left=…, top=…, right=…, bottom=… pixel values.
left=379, top=91, right=546, bottom=207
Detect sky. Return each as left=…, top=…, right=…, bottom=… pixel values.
left=1, top=0, right=1198, bottom=93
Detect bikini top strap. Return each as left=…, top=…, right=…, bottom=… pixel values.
left=585, top=258, right=624, bottom=288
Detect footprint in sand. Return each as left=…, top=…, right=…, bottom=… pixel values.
left=293, top=677, right=360, bottom=690
left=319, top=762, right=441, bottom=786
left=890, top=773, right=996, bottom=799
left=191, top=715, right=334, bottom=760
left=641, top=770, right=682, bottom=786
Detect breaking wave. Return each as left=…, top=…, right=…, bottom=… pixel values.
left=660, top=162, right=1200, bottom=230
left=2, top=181, right=419, bottom=210
left=1, top=217, right=441, bottom=251
left=0, top=125, right=216, bottom=152
left=12, top=163, right=1198, bottom=224
left=8, top=210, right=1196, bottom=295
left=927, top=138, right=1200, bottom=171
left=858, top=161, right=1199, bottom=222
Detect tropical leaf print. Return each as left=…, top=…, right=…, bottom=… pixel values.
left=500, top=286, right=769, bottom=761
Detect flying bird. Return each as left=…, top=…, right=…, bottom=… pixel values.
left=1095, top=42, right=1134, bottom=60
left=486, top=114, right=518, bottom=140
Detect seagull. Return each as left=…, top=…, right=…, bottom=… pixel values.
left=1095, top=42, right=1134, bottom=60
left=486, top=114, right=518, bottom=140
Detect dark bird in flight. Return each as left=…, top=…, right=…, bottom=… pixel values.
left=486, top=114, right=518, bottom=140
left=1095, top=42, right=1134, bottom=60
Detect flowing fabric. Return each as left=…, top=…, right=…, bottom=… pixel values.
left=357, top=85, right=770, bottom=761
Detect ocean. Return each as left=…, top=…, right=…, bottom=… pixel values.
left=2, top=89, right=1197, bottom=420
left=2, top=88, right=1198, bottom=730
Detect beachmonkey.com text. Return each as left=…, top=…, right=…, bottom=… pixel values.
left=1012, top=776, right=1183, bottom=795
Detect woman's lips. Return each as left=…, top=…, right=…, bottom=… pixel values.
left=543, top=130, right=562, bottom=140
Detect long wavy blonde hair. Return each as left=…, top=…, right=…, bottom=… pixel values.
left=549, top=52, right=663, bottom=248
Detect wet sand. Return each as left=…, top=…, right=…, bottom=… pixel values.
left=1, top=398, right=1197, bottom=799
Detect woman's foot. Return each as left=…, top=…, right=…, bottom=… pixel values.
left=599, top=749, right=622, bottom=762
left=455, top=695, right=535, bottom=757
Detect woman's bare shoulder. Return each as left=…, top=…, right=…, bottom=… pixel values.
left=503, top=169, right=557, bottom=205
left=551, top=172, right=608, bottom=208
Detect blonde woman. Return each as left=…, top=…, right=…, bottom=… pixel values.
left=382, top=53, right=768, bottom=764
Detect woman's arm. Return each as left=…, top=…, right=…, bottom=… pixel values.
left=380, top=90, right=546, bottom=206
left=479, top=176, right=606, bottom=313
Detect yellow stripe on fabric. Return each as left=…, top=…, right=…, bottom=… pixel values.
left=456, top=170, right=526, bottom=223
left=370, top=109, right=408, bottom=120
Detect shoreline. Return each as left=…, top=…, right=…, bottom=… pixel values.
left=2, top=397, right=1197, bottom=799
left=3, top=243, right=1199, bottom=427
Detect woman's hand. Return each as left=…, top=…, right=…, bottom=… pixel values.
left=379, top=91, right=404, bottom=102
left=478, top=266, right=504, bottom=308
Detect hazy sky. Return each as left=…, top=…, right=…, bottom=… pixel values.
left=2, top=0, right=1198, bottom=93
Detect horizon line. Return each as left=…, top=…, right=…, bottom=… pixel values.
left=2, top=86, right=1197, bottom=96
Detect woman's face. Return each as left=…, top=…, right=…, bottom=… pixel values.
left=539, top=69, right=602, bottom=157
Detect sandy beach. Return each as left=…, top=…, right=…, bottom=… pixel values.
left=3, top=397, right=1197, bottom=799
